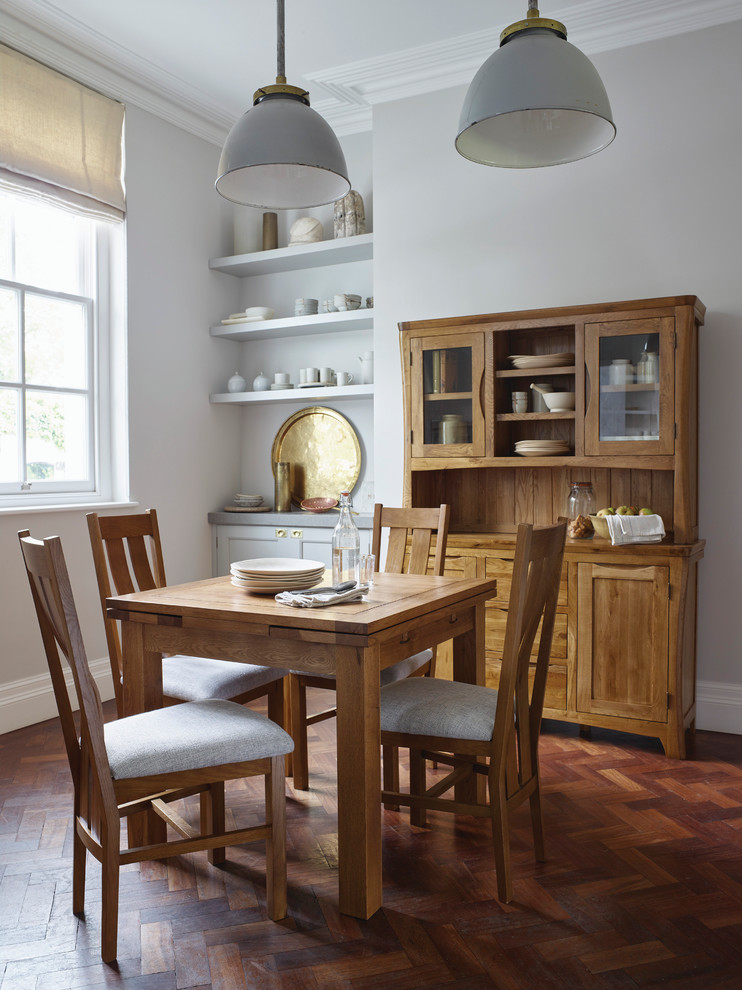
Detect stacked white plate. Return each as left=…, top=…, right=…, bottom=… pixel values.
left=514, top=439, right=570, bottom=457
left=508, top=353, right=574, bottom=369
left=230, top=557, right=326, bottom=594
left=234, top=493, right=263, bottom=507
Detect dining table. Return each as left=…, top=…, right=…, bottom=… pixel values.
left=107, top=569, right=497, bottom=920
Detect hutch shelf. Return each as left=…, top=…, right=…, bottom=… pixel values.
left=399, top=296, right=705, bottom=758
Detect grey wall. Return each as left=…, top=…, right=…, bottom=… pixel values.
left=372, top=21, right=742, bottom=731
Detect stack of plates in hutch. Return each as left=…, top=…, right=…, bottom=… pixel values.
left=514, top=439, right=570, bottom=456
left=230, top=557, right=326, bottom=594
left=508, top=353, right=574, bottom=369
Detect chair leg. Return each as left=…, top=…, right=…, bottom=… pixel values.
left=288, top=674, right=309, bottom=790
left=409, top=748, right=427, bottom=829
left=72, top=817, right=86, bottom=916
left=100, top=827, right=120, bottom=964
left=265, top=755, right=288, bottom=921
left=203, top=780, right=226, bottom=866
left=382, top=744, right=401, bottom=811
left=490, top=777, right=513, bottom=904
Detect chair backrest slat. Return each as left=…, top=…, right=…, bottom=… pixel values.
left=87, top=509, right=168, bottom=715
left=491, top=520, right=567, bottom=793
left=371, top=504, right=450, bottom=577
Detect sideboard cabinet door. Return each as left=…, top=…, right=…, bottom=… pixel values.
left=576, top=562, right=669, bottom=723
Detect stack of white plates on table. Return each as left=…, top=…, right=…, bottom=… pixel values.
left=514, top=439, right=571, bottom=457
left=230, top=557, right=326, bottom=594
left=233, top=493, right=263, bottom=508
left=508, top=353, right=574, bottom=369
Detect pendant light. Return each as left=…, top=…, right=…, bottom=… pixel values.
left=216, top=0, right=350, bottom=209
left=456, top=1, right=615, bottom=168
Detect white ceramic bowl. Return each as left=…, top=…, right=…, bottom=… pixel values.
left=543, top=391, right=575, bottom=412
left=244, top=306, right=274, bottom=320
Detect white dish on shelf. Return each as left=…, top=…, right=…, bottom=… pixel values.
left=508, top=353, right=574, bottom=369
left=221, top=316, right=266, bottom=325
left=296, top=381, right=325, bottom=388
left=270, top=383, right=295, bottom=390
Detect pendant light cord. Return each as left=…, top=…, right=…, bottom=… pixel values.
left=276, top=0, right=285, bottom=81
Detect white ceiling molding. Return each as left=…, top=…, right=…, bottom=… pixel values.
left=2, top=0, right=741, bottom=144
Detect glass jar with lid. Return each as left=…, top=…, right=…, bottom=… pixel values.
left=567, top=482, right=596, bottom=538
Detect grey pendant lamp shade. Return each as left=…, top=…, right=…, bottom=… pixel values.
left=456, top=2, right=615, bottom=168
left=216, top=0, right=350, bottom=209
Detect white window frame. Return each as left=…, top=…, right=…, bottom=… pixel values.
left=0, top=193, right=128, bottom=511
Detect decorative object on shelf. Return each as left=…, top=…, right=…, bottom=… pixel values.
left=300, top=496, right=338, bottom=513
left=336, top=371, right=353, bottom=386
left=637, top=349, right=659, bottom=383
left=274, top=461, right=292, bottom=512
left=366, top=296, right=373, bottom=309
left=566, top=481, right=596, bottom=538
left=215, top=0, right=349, bottom=209
left=358, top=350, right=374, bottom=384
left=334, top=293, right=361, bottom=311
left=333, top=190, right=366, bottom=239
left=262, top=212, right=278, bottom=250
left=252, top=371, right=271, bottom=391
left=440, top=414, right=467, bottom=444
left=303, top=367, right=320, bottom=383
left=319, top=367, right=335, bottom=386
left=609, top=358, right=635, bottom=385
left=289, top=217, right=322, bottom=246
left=221, top=306, right=274, bottom=325
left=234, top=493, right=263, bottom=507
left=227, top=371, right=247, bottom=393
left=529, top=382, right=554, bottom=412
left=512, top=390, right=528, bottom=413
left=295, top=297, right=319, bottom=315
left=455, top=0, right=615, bottom=169
left=543, top=391, right=575, bottom=411
left=514, top=439, right=570, bottom=456
left=271, top=406, right=361, bottom=505
left=509, top=352, right=573, bottom=369
left=322, top=298, right=338, bottom=312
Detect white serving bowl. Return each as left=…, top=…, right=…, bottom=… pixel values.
left=244, top=306, right=274, bottom=320
left=543, top=391, right=575, bottom=412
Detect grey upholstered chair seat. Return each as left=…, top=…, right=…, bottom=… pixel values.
left=380, top=677, right=499, bottom=742
left=104, top=699, right=294, bottom=779
left=291, top=649, right=432, bottom=686
left=162, top=655, right=288, bottom=702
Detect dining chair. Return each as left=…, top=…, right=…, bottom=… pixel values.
left=87, top=510, right=288, bottom=723
left=379, top=519, right=567, bottom=904
left=288, top=502, right=450, bottom=791
left=18, top=529, right=294, bottom=964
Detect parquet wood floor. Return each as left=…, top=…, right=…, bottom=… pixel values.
left=1, top=693, right=741, bottom=989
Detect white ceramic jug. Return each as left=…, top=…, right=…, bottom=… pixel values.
left=358, top=350, right=374, bottom=384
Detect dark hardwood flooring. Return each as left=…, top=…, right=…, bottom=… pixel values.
left=1, top=694, right=741, bottom=989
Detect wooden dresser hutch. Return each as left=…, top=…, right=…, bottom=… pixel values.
left=399, top=296, right=705, bottom=758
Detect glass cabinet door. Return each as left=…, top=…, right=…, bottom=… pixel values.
left=410, top=333, right=485, bottom=457
left=584, top=317, right=675, bottom=456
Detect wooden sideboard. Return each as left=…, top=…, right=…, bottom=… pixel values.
left=399, top=296, right=705, bottom=758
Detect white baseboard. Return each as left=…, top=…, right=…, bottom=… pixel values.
left=695, top=680, right=742, bottom=736
left=0, top=658, right=115, bottom=735
left=1, top=668, right=740, bottom=739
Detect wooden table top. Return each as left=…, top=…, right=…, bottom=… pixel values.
left=107, top=571, right=498, bottom=637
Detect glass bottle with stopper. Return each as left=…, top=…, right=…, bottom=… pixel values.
left=332, top=491, right=360, bottom=586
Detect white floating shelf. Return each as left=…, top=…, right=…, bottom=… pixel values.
left=210, top=233, right=373, bottom=277
left=210, top=308, right=373, bottom=342
left=210, top=384, right=374, bottom=405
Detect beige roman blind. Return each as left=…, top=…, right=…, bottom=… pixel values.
left=0, top=43, right=125, bottom=220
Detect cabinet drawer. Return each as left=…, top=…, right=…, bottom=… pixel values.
left=484, top=555, right=568, bottom=607
left=486, top=605, right=567, bottom=659
left=486, top=658, right=568, bottom=713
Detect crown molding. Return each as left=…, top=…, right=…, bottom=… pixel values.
left=2, top=0, right=741, bottom=143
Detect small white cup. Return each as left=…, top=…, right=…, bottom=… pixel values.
left=512, top=391, right=528, bottom=413
left=336, top=371, right=354, bottom=386
left=274, top=372, right=290, bottom=385
left=305, top=367, right=319, bottom=383
left=299, top=368, right=307, bottom=384
left=319, top=367, right=335, bottom=384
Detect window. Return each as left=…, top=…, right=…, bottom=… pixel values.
left=0, top=189, right=126, bottom=507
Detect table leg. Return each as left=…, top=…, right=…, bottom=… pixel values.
left=452, top=602, right=486, bottom=804
left=120, top=622, right=166, bottom=847
left=334, top=642, right=382, bottom=919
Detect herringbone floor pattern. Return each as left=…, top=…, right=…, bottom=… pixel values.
left=1, top=694, right=741, bottom=988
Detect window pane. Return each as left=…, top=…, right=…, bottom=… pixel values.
left=25, top=294, right=88, bottom=388
left=0, top=387, right=20, bottom=482
left=25, top=390, right=89, bottom=481
left=14, top=199, right=84, bottom=295
left=0, top=206, right=11, bottom=280
left=0, top=286, right=20, bottom=381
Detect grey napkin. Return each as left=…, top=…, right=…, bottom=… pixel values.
left=275, top=584, right=369, bottom=608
